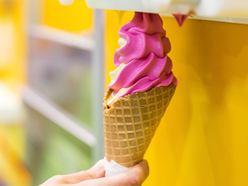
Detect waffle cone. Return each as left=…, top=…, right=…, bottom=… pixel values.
left=103, top=85, right=176, bottom=168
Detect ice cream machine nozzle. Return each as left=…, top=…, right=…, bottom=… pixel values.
left=60, top=0, right=248, bottom=18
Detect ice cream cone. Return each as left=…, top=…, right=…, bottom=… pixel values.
left=103, top=85, right=176, bottom=168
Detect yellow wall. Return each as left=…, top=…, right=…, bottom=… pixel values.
left=0, top=0, right=26, bottom=159
left=0, top=126, right=31, bottom=186
left=0, top=0, right=31, bottom=185
left=0, top=0, right=26, bottom=90
left=43, top=0, right=92, bottom=32
left=105, top=10, right=248, bottom=186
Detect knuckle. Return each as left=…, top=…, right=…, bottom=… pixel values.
left=128, top=174, right=141, bottom=186
left=81, top=171, right=93, bottom=180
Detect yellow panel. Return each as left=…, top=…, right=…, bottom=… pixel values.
left=0, top=0, right=30, bottom=185
left=0, top=128, right=31, bottom=186
left=0, top=0, right=26, bottom=90
left=105, top=10, right=248, bottom=186
left=0, top=125, right=26, bottom=160
left=43, top=0, right=93, bottom=32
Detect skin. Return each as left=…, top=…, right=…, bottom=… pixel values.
left=40, top=159, right=149, bottom=186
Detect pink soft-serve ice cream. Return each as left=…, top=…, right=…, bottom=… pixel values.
left=104, top=12, right=177, bottom=177
left=107, top=12, right=177, bottom=107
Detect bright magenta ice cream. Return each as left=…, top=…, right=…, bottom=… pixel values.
left=173, top=14, right=189, bottom=27
left=107, top=12, right=177, bottom=106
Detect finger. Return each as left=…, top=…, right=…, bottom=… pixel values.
left=40, top=159, right=105, bottom=185
left=64, top=159, right=105, bottom=184
left=77, top=160, right=149, bottom=186
left=128, top=160, right=149, bottom=184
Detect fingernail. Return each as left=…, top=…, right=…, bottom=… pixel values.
left=94, top=160, right=104, bottom=171
left=92, top=160, right=105, bottom=177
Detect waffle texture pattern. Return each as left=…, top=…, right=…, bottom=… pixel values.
left=103, top=85, right=176, bottom=167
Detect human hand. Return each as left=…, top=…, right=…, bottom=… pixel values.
left=40, top=159, right=149, bottom=186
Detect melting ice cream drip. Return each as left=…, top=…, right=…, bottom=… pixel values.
left=173, top=14, right=189, bottom=27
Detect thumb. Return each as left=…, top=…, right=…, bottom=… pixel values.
left=124, top=160, right=150, bottom=185
left=78, top=160, right=149, bottom=186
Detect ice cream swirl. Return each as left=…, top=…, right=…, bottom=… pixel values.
left=107, top=12, right=177, bottom=106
